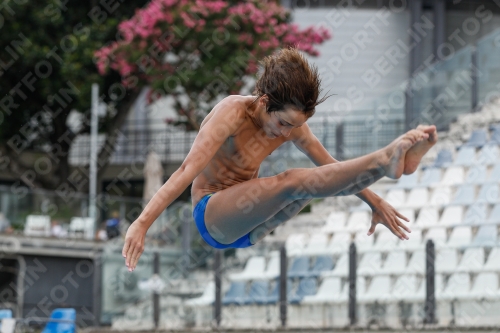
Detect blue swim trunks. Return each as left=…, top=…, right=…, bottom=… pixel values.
left=193, top=193, right=253, bottom=249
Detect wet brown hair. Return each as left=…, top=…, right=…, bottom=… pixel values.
left=253, top=47, right=329, bottom=118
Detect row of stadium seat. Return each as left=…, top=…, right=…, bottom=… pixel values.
left=220, top=270, right=500, bottom=306
left=323, top=203, right=500, bottom=234
left=229, top=246, right=500, bottom=283
left=388, top=183, right=500, bottom=208
left=434, top=144, right=500, bottom=168
left=295, top=224, right=500, bottom=254
left=394, top=163, right=500, bottom=189
left=447, top=127, right=500, bottom=149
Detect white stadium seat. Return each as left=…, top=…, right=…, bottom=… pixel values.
left=451, top=184, right=476, bottom=205
left=465, top=273, right=499, bottom=300
left=373, top=228, right=399, bottom=251
left=357, top=252, right=382, bottom=276
left=286, top=233, right=308, bottom=256
left=435, top=249, right=458, bottom=273
left=391, top=275, right=419, bottom=302
left=415, top=207, right=439, bottom=228
left=472, top=225, right=497, bottom=246
left=325, top=232, right=351, bottom=254
left=439, top=205, right=464, bottom=226
left=229, top=256, right=266, bottom=281
left=429, top=186, right=452, bottom=206
left=302, top=277, right=343, bottom=304
left=464, top=165, right=487, bottom=184
left=385, top=189, right=406, bottom=208
left=68, top=217, right=94, bottom=240
left=346, top=211, right=370, bottom=232
left=483, top=248, right=500, bottom=272
left=406, top=250, right=426, bottom=274
left=405, top=187, right=429, bottom=209
left=399, top=229, right=423, bottom=251
left=322, top=211, right=348, bottom=233
left=454, top=147, right=476, bottom=166
left=440, top=166, right=464, bottom=186
left=447, top=226, right=472, bottom=248
left=322, top=253, right=348, bottom=277
left=456, top=248, right=484, bottom=272
left=477, top=144, right=499, bottom=165
left=24, top=215, right=51, bottom=237
left=359, top=276, right=392, bottom=303
left=261, top=251, right=280, bottom=279
left=380, top=251, right=407, bottom=275
left=424, top=228, right=447, bottom=247
left=302, top=233, right=329, bottom=256
left=439, top=273, right=471, bottom=300
left=355, top=231, right=375, bottom=252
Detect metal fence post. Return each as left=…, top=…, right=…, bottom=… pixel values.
left=153, top=252, right=160, bottom=328
left=336, top=122, right=344, bottom=160
left=349, top=242, right=357, bottom=326
left=471, top=45, right=479, bottom=111
left=280, top=244, right=287, bottom=327
left=214, top=250, right=222, bottom=327
left=424, top=240, right=436, bottom=324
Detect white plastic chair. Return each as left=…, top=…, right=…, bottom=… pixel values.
left=438, top=205, right=464, bottom=226
left=406, top=250, right=426, bottom=274
left=380, top=251, right=407, bottom=275
left=322, top=253, right=348, bottom=277
left=346, top=211, right=370, bottom=232
left=454, top=147, right=476, bottom=166
left=472, top=225, right=497, bottom=247
left=446, top=226, right=472, bottom=248
left=399, top=229, right=423, bottom=251
left=354, top=231, right=374, bottom=252
left=69, top=217, right=94, bottom=240
left=477, top=144, right=499, bottom=165
left=404, top=188, right=429, bottom=209
left=456, top=248, right=484, bottom=272
left=429, top=187, right=452, bottom=206
left=24, top=215, right=51, bottom=237
left=465, top=272, right=498, bottom=300
left=483, top=248, right=500, bottom=272
left=373, top=228, right=399, bottom=251
left=286, top=233, right=308, bottom=256
left=391, top=275, right=419, bottom=302
left=302, top=233, right=329, bottom=256
left=321, top=211, right=348, bottom=233
left=302, top=277, right=343, bottom=304
left=229, top=256, right=266, bottom=281
left=185, top=282, right=215, bottom=306
left=424, top=227, right=447, bottom=247
left=439, top=272, right=471, bottom=300
left=435, top=249, right=458, bottom=273
left=451, top=184, right=476, bottom=205
left=476, top=183, right=499, bottom=204
left=357, top=252, right=382, bottom=276
left=359, top=276, right=392, bottom=303
left=325, top=232, right=351, bottom=254
left=440, top=166, right=465, bottom=186
left=463, top=203, right=487, bottom=225
left=261, top=252, right=280, bottom=279
left=464, top=165, right=487, bottom=184
left=415, top=207, right=439, bottom=228
left=385, top=189, right=406, bottom=208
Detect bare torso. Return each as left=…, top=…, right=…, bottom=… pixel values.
left=191, top=96, right=289, bottom=206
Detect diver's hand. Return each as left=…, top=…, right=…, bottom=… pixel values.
left=367, top=199, right=411, bottom=240
left=122, top=221, right=147, bottom=271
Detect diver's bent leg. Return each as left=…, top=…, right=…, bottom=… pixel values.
left=249, top=199, right=312, bottom=244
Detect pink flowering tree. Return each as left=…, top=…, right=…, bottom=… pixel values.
left=95, top=0, right=331, bottom=130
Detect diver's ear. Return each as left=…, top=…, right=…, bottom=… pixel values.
left=260, top=94, right=269, bottom=107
